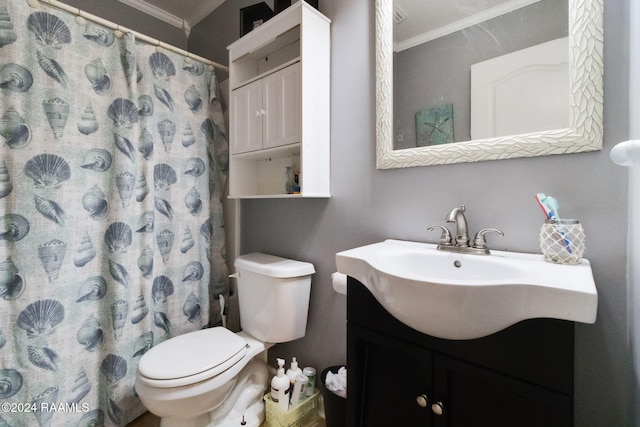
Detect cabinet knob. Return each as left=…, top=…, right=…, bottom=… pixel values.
left=431, top=401, right=444, bottom=416
left=416, top=394, right=429, bottom=408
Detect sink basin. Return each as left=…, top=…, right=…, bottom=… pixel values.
left=335, top=239, right=597, bottom=340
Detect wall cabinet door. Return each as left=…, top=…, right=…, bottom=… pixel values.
left=230, top=63, right=301, bottom=155
left=230, top=80, right=263, bottom=154
left=263, top=62, right=301, bottom=149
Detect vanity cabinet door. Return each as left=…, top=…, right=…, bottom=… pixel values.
left=230, top=80, right=263, bottom=154
left=347, top=278, right=574, bottom=427
left=432, top=354, right=572, bottom=427
left=349, top=324, right=434, bottom=427
left=263, top=62, right=301, bottom=149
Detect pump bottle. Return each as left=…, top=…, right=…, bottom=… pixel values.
left=271, top=358, right=290, bottom=411
left=286, top=357, right=302, bottom=384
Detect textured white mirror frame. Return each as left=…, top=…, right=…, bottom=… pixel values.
left=375, top=0, right=604, bottom=169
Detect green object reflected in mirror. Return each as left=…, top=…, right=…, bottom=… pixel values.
left=416, top=104, right=454, bottom=146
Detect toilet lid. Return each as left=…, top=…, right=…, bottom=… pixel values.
left=138, top=327, right=248, bottom=380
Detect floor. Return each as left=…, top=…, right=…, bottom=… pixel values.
left=127, top=412, right=160, bottom=427
left=126, top=411, right=327, bottom=427
left=126, top=388, right=328, bottom=427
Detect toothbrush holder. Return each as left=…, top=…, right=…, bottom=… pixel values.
left=539, top=219, right=586, bottom=265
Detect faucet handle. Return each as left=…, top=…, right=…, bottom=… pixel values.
left=472, top=228, right=504, bottom=249
left=428, top=225, right=453, bottom=246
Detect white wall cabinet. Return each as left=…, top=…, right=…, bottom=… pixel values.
left=227, top=1, right=330, bottom=198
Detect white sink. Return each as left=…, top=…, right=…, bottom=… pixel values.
left=336, top=239, right=597, bottom=340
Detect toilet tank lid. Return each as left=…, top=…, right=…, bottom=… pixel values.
left=234, top=253, right=315, bottom=278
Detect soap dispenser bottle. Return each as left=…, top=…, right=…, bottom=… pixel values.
left=271, top=358, right=290, bottom=411
left=286, top=357, right=303, bottom=394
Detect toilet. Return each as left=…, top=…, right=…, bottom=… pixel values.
left=135, top=253, right=315, bottom=427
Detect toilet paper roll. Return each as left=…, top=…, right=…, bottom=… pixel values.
left=332, top=272, right=347, bottom=295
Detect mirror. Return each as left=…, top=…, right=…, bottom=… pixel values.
left=375, top=0, right=603, bottom=168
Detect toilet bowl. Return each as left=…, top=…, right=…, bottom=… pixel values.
left=135, top=328, right=269, bottom=427
left=135, top=253, right=315, bottom=427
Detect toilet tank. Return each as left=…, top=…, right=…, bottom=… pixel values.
left=234, top=253, right=315, bottom=343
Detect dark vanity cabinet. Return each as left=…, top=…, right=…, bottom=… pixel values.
left=347, top=277, right=574, bottom=427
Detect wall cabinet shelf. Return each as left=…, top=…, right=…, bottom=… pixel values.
left=347, top=277, right=574, bottom=427
left=227, top=1, right=330, bottom=198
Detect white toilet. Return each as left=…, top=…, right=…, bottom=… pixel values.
left=135, top=253, right=315, bottom=427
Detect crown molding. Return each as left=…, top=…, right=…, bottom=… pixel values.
left=395, top=0, right=541, bottom=52
left=118, top=0, right=184, bottom=28
left=117, top=0, right=225, bottom=35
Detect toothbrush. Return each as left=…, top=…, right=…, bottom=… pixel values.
left=548, top=197, right=573, bottom=254
left=545, top=196, right=561, bottom=219
left=535, top=193, right=552, bottom=219
left=536, top=193, right=573, bottom=254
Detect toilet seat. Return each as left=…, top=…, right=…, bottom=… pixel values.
left=137, top=327, right=248, bottom=388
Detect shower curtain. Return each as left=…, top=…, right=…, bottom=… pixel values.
left=0, top=0, right=229, bottom=425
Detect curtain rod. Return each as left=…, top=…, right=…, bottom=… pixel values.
left=26, top=0, right=229, bottom=72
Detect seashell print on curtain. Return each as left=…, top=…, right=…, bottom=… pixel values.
left=0, top=0, right=229, bottom=425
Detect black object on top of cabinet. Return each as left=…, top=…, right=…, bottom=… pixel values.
left=275, top=0, right=319, bottom=13
left=347, top=276, right=574, bottom=427
left=240, top=3, right=275, bottom=37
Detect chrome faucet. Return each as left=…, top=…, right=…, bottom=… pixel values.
left=446, top=205, right=470, bottom=247
left=428, top=205, right=504, bottom=255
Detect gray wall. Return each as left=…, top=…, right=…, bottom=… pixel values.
left=191, top=0, right=634, bottom=425
left=66, top=0, right=634, bottom=424
left=189, top=0, right=276, bottom=82
left=62, top=0, right=188, bottom=48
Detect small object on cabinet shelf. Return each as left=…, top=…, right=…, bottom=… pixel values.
left=240, top=2, right=275, bottom=37
left=415, top=104, right=454, bottom=146
left=292, top=170, right=300, bottom=194
left=285, top=166, right=293, bottom=194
